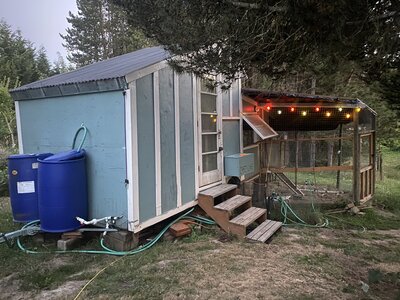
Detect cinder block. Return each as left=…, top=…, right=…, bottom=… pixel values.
left=103, top=231, right=139, bottom=252
left=57, top=238, right=81, bottom=251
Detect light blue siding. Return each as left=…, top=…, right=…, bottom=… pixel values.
left=18, top=91, right=128, bottom=228
left=179, top=74, right=196, bottom=204
left=159, top=68, right=177, bottom=213
left=136, top=74, right=157, bottom=222
left=231, top=80, right=240, bottom=117
left=222, top=89, right=230, bottom=116
left=223, top=120, right=240, bottom=156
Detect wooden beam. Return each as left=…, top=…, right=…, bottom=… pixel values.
left=336, top=124, right=343, bottom=189
left=353, top=111, right=361, bottom=205
left=266, top=135, right=353, bottom=143
left=267, top=165, right=353, bottom=173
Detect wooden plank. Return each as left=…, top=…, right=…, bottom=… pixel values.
left=257, top=221, right=282, bottom=242
left=199, top=184, right=237, bottom=198
left=353, top=110, right=361, bottom=205
left=230, top=207, right=266, bottom=227
left=214, top=195, right=251, bottom=213
left=267, top=135, right=353, bottom=143
left=268, top=165, right=353, bottom=173
left=247, top=220, right=274, bottom=240
left=360, top=165, right=373, bottom=172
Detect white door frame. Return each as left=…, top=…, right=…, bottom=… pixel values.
left=197, top=77, right=224, bottom=188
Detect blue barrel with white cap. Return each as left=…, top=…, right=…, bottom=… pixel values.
left=7, top=153, right=53, bottom=222
left=38, top=149, right=88, bottom=232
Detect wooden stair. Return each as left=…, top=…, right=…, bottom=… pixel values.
left=198, top=184, right=282, bottom=242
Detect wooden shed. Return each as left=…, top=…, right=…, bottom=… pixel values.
left=10, top=47, right=244, bottom=234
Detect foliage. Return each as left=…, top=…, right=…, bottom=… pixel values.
left=0, top=21, right=50, bottom=85
left=115, top=1, right=399, bottom=87
left=62, top=0, right=154, bottom=67
left=0, top=79, right=16, bottom=149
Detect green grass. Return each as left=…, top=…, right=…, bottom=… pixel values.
left=375, top=147, right=400, bottom=212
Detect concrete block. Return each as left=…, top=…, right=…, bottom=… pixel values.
left=57, top=238, right=81, bottom=251
left=103, top=231, right=139, bottom=252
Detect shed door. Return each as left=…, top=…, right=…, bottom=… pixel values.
left=198, top=78, right=223, bottom=187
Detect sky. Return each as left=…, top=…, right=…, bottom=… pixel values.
left=0, top=0, right=78, bottom=63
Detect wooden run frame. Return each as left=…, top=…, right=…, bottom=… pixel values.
left=257, top=123, right=376, bottom=205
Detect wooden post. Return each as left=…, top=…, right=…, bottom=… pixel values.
left=371, top=114, right=377, bottom=194
left=336, top=124, right=343, bottom=189
left=310, top=137, right=316, bottom=168
left=353, top=111, right=361, bottom=205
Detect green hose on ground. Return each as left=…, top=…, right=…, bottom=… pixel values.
left=277, top=196, right=329, bottom=228
left=16, top=208, right=216, bottom=256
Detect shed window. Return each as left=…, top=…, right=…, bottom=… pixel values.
left=242, top=113, right=278, bottom=140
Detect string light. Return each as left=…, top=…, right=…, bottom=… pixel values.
left=326, top=111, right=332, bottom=117
left=301, top=111, right=307, bottom=116
left=356, top=107, right=361, bottom=112
left=346, top=113, right=351, bottom=119
left=338, top=107, right=343, bottom=112
left=315, top=107, right=320, bottom=112
left=266, top=105, right=271, bottom=111
left=277, top=110, right=282, bottom=115
left=290, top=107, right=295, bottom=112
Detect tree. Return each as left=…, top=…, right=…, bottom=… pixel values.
left=0, top=78, right=16, bottom=149
left=51, top=52, right=71, bottom=75
left=61, top=0, right=153, bottom=67
left=0, top=21, right=53, bottom=85
left=36, top=47, right=52, bottom=80
left=115, top=0, right=399, bottom=87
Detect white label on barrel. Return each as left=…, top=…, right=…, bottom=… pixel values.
left=17, top=181, right=35, bottom=194
left=32, top=162, right=38, bottom=169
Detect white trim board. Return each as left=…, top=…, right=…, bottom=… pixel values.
left=174, top=72, right=182, bottom=207
left=132, top=200, right=198, bottom=233
left=126, top=61, right=168, bottom=83
left=15, top=101, right=24, bottom=154
left=124, top=89, right=135, bottom=231
left=153, top=71, right=162, bottom=216
left=193, top=76, right=199, bottom=196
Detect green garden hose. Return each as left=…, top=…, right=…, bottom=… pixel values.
left=71, top=124, right=88, bottom=151
left=16, top=208, right=216, bottom=256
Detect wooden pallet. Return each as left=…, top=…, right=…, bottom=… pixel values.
left=198, top=184, right=281, bottom=242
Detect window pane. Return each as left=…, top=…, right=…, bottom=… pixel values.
left=202, top=135, right=217, bottom=152
left=203, top=153, right=217, bottom=172
left=201, top=93, right=217, bottom=113
left=201, top=115, right=217, bottom=132
left=201, top=78, right=216, bottom=93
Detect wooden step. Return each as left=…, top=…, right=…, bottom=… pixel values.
left=246, top=220, right=282, bottom=242
left=199, top=184, right=237, bottom=198
left=214, top=195, right=251, bottom=214
left=230, top=207, right=266, bottom=227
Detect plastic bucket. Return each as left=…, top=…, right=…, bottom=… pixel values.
left=7, top=153, right=52, bottom=222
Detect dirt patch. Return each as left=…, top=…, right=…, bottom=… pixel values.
left=36, top=280, right=86, bottom=300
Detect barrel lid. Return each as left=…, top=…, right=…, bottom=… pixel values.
left=43, top=149, right=86, bottom=162
left=8, top=153, right=52, bottom=160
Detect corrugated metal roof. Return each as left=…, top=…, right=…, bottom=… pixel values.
left=12, top=46, right=169, bottom=92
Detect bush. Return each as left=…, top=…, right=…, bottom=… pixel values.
left=0, top=150, right=10, bottom=196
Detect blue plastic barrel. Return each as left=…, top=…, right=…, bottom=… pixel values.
left=7, top=153, right=53, bottom=222
left=38, top=150, right=88, bottom=232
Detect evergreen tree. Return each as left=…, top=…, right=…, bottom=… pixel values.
left=51, top=52, right=71, bottom=75
left=0, top=21, right=41, bottom=85
left=61, top=0, right=153, bottom=67
left=115, top=0, right=399, bottom=88
left=36, top=47, right=52, bottom=80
